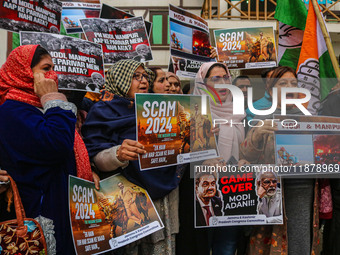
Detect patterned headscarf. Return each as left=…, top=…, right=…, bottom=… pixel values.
left=0, top=45, right=58, bottom=107
left=0, top=45, right=92, bottom=182
left=104, top=59, right=154, bottom=98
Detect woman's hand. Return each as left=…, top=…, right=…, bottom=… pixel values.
left=34, top=73, right=58, bottom=98
left=117, top=139, right=146, bottom=161
left=238, top=159, right=250, bottom=167
left=251, top=120, right=278, bottom=148
left=211, top=126, right=220, bottom=136
left=210, top=47, right=222, bottom=62
left=92, top=171, right=100, bottom=190
left=0, top=170, right=9, bottom=194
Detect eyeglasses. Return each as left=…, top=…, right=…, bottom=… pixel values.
left=262, top=180, right=277, bottom=185
left=133, top=73, right=149, bottom=82
left=208, top=75, right=231, bottom=83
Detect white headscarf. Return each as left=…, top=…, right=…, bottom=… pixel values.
left=193, top=62, right=245, bottom=161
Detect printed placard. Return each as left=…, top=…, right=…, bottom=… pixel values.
left=60, top=0, right=101, bottom=34
left=21, top=31, right=105, bottom=92
left=168, top=56, right=204, bottom=79
left=80, top=17, right=152, bottom=64
left=136, top=93, right=218, bottom=170
left=274, top=115, right=340, bottom=175
left=69, top=174, right=163, bottom=254
left=0, top=0, right=62, bottom=33
left=214, top=26, right=277, bottom=69
left=194, top=165, right=283, bottom=228
left=100, top=4, right=152, bottom=37
left=169, top=4, right=212, bottom=63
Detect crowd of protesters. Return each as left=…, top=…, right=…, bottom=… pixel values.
left=0, top=42, right=339, bottom=255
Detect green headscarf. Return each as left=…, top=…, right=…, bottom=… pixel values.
left=104, top=59, right=154, bottom=98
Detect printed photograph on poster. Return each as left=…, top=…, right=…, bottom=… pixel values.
left=214, top=26, right=277, bottom=69
left=274, top=115, right=340, bottom=175
left=69, top=174, right=163, bottom=254
left=0, top=0, right=62, bottom=33
left=20, top=31, right=105, bottom=92
left=275, top=134, right=314, bottom=165
left=136, top=94, right=218, bottom=170
left=100, top=4, right=152, bottom=37
left=168, top=56, right=204, bottom=79
left=80, top=17, right=152, bottom=64
left=60, top=0, right=101, bottom=34
left=169, top=4, right=212, bottom=62
left=194, top=162, right=283, bottom=228
left=313, top=135, right=340, bottom=165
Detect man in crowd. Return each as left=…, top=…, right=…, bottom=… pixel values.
left=233, top=75, right=252, bottom=109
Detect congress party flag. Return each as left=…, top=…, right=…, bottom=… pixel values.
left=274, top=0, right=307, bottom=70
left=296, top=1, right=337, bottom=114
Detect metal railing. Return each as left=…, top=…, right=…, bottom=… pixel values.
left=201, top=0, right=340, bottom=22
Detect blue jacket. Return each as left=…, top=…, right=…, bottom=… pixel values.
left=0, top=100, right=77, bottom=255
left=82, top=95, right=179, bottom=200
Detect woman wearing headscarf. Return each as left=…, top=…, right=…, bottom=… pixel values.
left=194, top=62, right=245, bottom=162
left=0, top=45, right=93, bottom=254
left=82, top=59, right=180, bottom=255
left=177, top=62, right=246, bottom=255
left=148, top=67, right=170, bottom=94
left=166, top=72, right=183, bottom=94
left=239, top=66, right=319, bottom=254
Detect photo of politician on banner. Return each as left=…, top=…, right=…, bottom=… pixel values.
left=136, top=94, right=218, bottom=170
left=194, top=161, right=283, bottom=228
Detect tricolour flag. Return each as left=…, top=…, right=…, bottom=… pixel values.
left=274, top=0, right=307, bottom=70
left=296, top=0, right=337, bottom=114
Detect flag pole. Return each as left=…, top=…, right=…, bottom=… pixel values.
left=310, top=0, right=340, bottom=79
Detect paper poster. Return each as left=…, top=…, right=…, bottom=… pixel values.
left=136, top=93, right=218, bottom=170
left=60, top=0, right=101, bottom=34
left=69, top=174, right=163, bottom=254
left=168, top=56, right=204, bottom=79
left=21, top=31, right=105, bottom=92
left=274, top=115, right=340, bottom=175
left=80, top=17, right=152, bottom=64
left=214, top=26, right=277, bottom=69
left=100, top=4, right=152, bottom=37
left=0, top=0, right=62, bottom=33
left=194, top=164, right=283, bottom=228
left=169, top=4, right=212, bottom=63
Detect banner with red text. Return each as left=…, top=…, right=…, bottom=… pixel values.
left=194, top=164, right=283, bottom=228
left=0, top=0, right=62, bottom=33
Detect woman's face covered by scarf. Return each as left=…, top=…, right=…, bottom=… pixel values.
left=31, top=54, right=58, bottom=83
left=0, top=45, right=58, bottom=107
